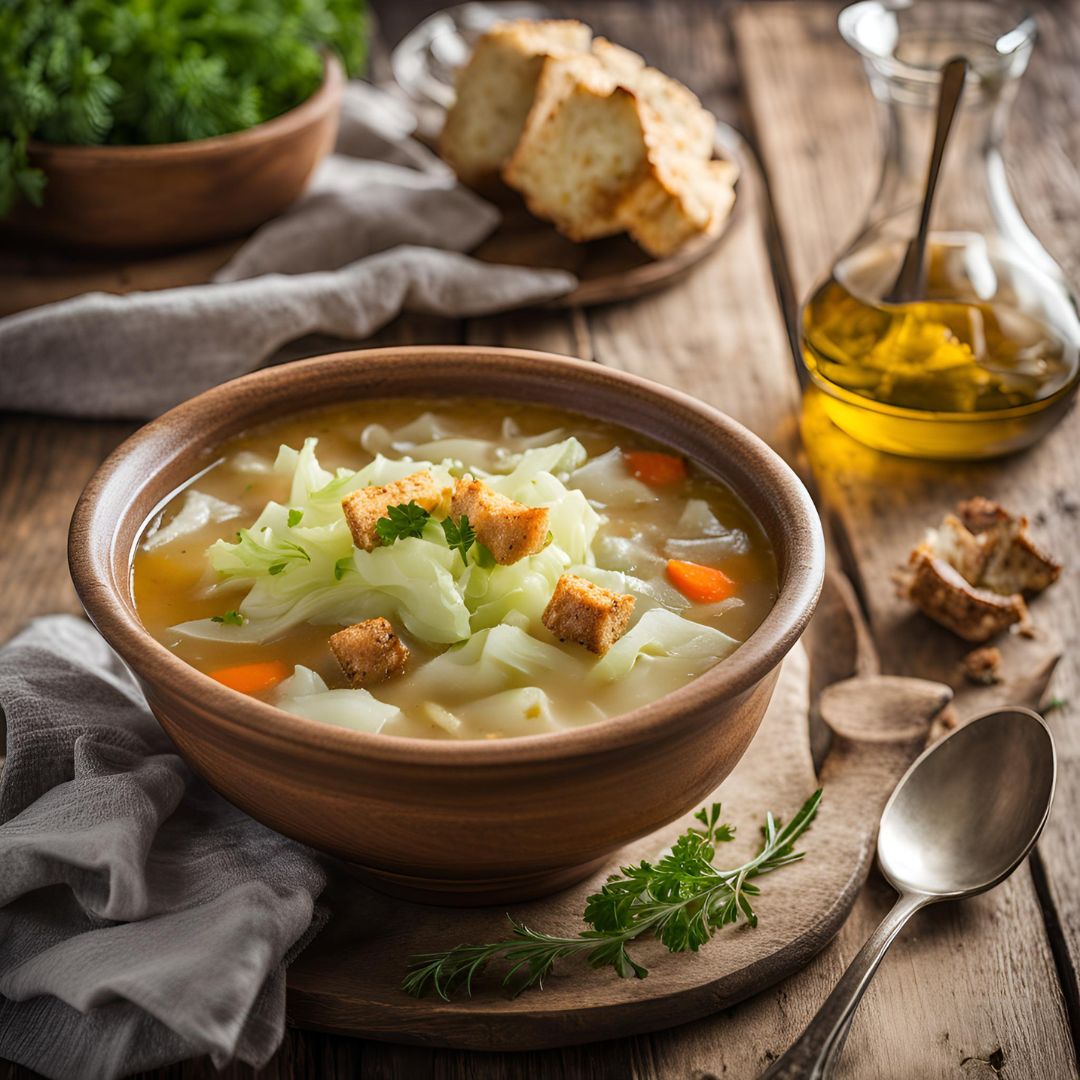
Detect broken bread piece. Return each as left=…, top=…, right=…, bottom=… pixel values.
left=955, top=497, right=1061, bottom=595
left=542, top=573, right=636, bottom=655
left=502, top=42, right=732, bottom=253
left=440, top=19, right=592, bottom=188
left=899, top=499, right=1060, bottom=642
left=619, top=154, right=737, bottom=258
left=341, top=470, right=447, bottom=552
left=503, top=52, right=649, bottom=241
left=330, top=617, right=409, bottom=688
left=450, top=477, right=550, bottom=565
left=906, top=552, right=1028, bottom=642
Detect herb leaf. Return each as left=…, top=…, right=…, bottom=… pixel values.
left=334, top=556, right=355, bottom=581
left=376, top=502, right=431, bottom=545
left=0, top=0, right=367, bottom=217
left=442, top=515, right=476, bottom=562
left=210, top=610, right=245, bottom=626
left=287, top=508, right=304, bottom=528
left=403, top=790, right=822, bottom=1000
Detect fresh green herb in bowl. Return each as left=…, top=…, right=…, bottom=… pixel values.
left=0, top=0, right=365, bottom=214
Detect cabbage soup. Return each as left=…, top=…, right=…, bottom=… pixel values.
left=132, top=399, right=777, bottom=739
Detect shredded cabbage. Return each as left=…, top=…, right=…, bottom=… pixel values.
left=408, top=624, right=576, bottom=702
left=171, top=422, right=754, bottom=732
left=142, top=489, right=241, bottom=551
left=570, top=448, right=658, bottom=508
left=276, top=666, right=401, bottom=733
left=591, top=608, right=738, bottom=683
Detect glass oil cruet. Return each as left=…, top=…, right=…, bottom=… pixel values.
left=801, top=0, right=1080, bottom=459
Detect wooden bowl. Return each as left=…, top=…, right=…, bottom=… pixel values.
left=6, top=56, right=344, bottom=253
left=68, top=347, right=825, bottom=904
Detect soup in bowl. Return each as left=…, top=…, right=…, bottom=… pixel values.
left=70, top=347, right=824, bottom=902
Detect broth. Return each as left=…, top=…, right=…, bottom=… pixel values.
left=132, top=399, right=777, bottom=739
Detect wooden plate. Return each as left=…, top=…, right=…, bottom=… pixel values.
left=0, top=125, right=742, bottom=318
left=281, top=573, right=958, bottom=1050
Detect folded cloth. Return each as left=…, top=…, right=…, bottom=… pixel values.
left=0, top=616, right=328, bottom=1080
left=0, top=83, right=576, bottom=420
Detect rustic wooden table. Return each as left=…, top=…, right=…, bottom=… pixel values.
left=3, top=2, right=1079, bottom=1077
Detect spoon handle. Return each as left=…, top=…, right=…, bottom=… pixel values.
left=759, top=892, right=928, bottom=1080
left=884, top=56, right=968, bottom=304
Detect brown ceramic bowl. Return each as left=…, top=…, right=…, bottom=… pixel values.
left=7, top=56, right=344, bottom=252
left=69, top=347, right=824, bottom=904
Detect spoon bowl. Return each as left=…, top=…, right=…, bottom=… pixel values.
left=879, top=707, right=1057, bottom=898
left=763, top=706, right=1057, bottom=1079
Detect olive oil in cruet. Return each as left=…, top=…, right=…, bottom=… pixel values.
left=802, top=1, right=1080, bottom=460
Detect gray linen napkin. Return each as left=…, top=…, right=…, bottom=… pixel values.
left=0, top=83, right=576, bottom=420
left=0, top=615, right=328, bottom=1080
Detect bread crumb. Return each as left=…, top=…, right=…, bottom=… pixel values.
left=961, top=646, right=1003, bottom=686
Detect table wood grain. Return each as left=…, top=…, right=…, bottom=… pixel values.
left=2, top=2, right=1078, bottom=1077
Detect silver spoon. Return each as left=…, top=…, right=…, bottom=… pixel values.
left=761, top=706, right=1056, bottom=1080
left=884, top=56, right=969, bottom=304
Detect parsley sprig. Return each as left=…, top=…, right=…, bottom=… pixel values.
left=442, top=514, right=476, bottom=562
left=375, top=502, right=431, bottom=545
left=403, top=790, right=822, bottom=1000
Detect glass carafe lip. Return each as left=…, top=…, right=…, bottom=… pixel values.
left=838, top=0, right=1037, bottom=88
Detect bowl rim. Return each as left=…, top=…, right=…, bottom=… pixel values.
left=69, top=346, right=825, bottom=767
left=27, top=53, right=344, bottom=164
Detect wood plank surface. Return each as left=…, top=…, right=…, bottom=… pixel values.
left=2, top=1, right=1079, bottom=1078
left=734, top=2, right=1080, bottom=1078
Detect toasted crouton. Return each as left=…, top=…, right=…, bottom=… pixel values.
left=905, top=550, right=1028, bottom=643
left=341, top=471, right=447, bottom=552
left=330, top=617, right=409, bottom=688
left=440, top=19, right=592, bottom=188
left=450, top=477, right=550, bottom=565
left=542, top=573, right=635, bottom=655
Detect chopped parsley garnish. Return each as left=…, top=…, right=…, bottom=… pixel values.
left=287, top=508, right=304, bottom=527
left=442, top=515, right=476, bottom=562
left=334, top=556, right=355, bottom=581
left=210, top=610, right=246, bottom=626
left=268, top=563, right=287, bottom=575
left=376, top=502, right=431, bottom=545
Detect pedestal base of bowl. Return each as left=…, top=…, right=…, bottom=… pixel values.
left=337, top=853, right=613, bottom=906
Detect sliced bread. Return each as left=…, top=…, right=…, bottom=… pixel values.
left=440, top=19, right=592, bottom=188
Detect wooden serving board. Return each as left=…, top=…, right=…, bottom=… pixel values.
left=283, top=571, right=1042, bottom=1051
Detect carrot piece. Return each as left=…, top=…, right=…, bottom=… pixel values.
left=666, top=559, right=736, bottom=603
left=208, top=660, right=291, bottom=695
left=624, top=450, right=687, bottom=486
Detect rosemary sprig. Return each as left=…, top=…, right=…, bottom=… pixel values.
left=403, top=789, right=822, bottom=1000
